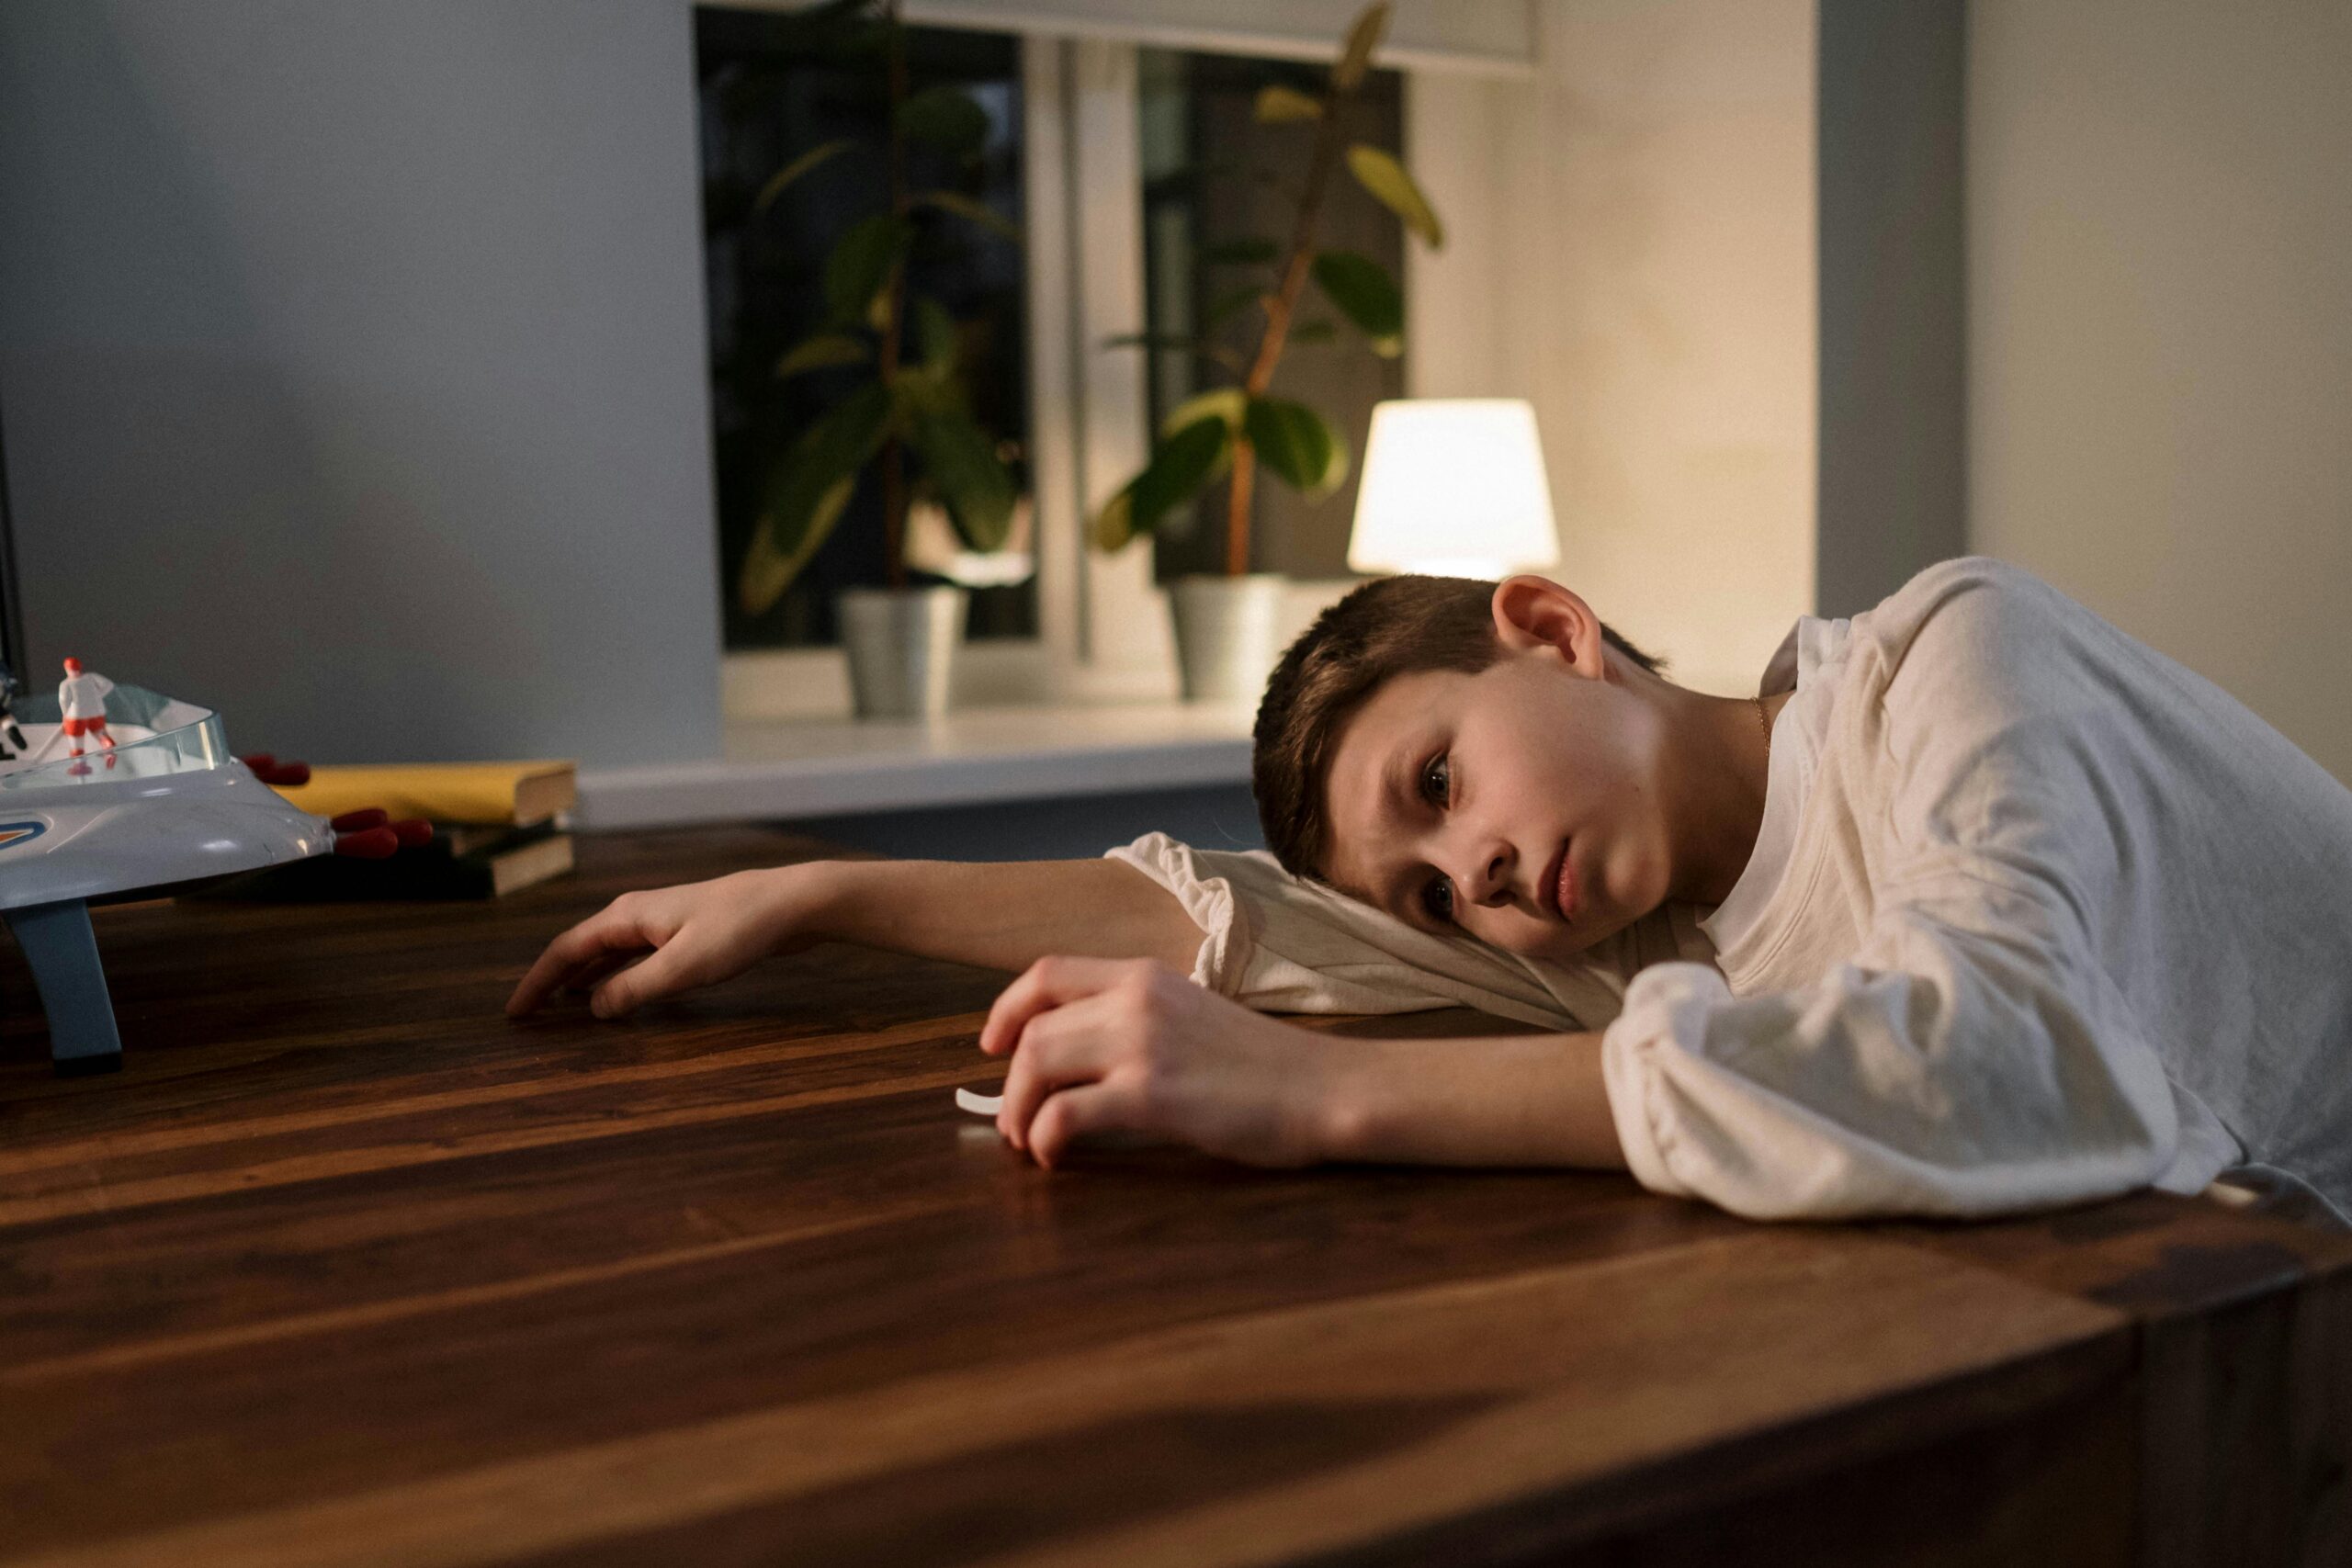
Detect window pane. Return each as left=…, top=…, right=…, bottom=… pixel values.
left=1137, top=49, right=1406, bottom=581
left=696, top=9, right=1035, bottom=649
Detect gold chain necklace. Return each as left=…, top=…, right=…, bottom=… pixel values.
left=1754, top=694, right=1772, bottom=756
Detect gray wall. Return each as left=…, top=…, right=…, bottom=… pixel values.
left=1815, top=0, right=1967, bottom=620
left=0, top=0, right=722, bottom=766
left=1970, top=0, right=2352, bottom=783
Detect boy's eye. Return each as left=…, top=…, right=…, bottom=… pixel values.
left=1422, top=876, right=1456, bottom=924
left=1419, top=751, right=1451, bottom=807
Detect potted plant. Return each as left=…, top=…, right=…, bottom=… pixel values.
left=1091, top=1, right=1443, bottom=703
left=734, top=0, right=1022, bottom=719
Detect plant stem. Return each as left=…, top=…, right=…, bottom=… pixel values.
left=1221, top=56, right=1357, bottom=578
left=1223, top=446, right=1256, bottom=578
left=880, top=0, right=910, bottom=591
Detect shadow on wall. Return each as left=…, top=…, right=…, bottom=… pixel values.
left=781, top=784, right=1265, bottom=863
left=0, top=0, right=721, bottom=766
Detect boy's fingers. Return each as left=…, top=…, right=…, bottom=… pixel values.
left=505, top=913, right=653, bottom=1016
left=980, top=955, right=1138, bottom=1056
left=563, top=952, right=637, bottom=993
left=1028, top=1081, right=1141, bottom=1168
left=588, top=939, right=698, bottom=1019
left=995, top=1002, right=1121, bottom=1149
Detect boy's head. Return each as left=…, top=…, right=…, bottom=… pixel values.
left=1253, top=573, right=1674, bottom=960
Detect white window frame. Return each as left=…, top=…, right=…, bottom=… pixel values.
left=723, top=34, right=1177, bottom=722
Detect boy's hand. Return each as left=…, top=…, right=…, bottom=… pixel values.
left=505, top=868, right=826, bottom=1019
left=978, top=956, right=1338, bottom=1168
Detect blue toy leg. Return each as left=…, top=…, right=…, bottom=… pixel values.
left=4, top=898, right=124, bottom=1076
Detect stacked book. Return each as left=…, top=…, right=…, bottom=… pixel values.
left=212, top=761, right=578, bottom=899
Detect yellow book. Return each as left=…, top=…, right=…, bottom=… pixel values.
left=272, top=761, right=577, bottom=827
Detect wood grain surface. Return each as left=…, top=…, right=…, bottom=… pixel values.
left=2, top=828, right=2346, bottom=1567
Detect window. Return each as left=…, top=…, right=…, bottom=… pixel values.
left=694, top=17, right=1421, bottom=719
left=695, top=9, right=1035, bottom=652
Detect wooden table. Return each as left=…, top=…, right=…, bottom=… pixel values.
left=3, top=828, right=2346, bottom=1567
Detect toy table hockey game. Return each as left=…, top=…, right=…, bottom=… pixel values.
left=1, top=683, right=338, bottom=1073
left=0, top=394, right=411, bottom=1073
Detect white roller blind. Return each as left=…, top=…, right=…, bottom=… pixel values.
left=901, top=0, right=1537, bottom=76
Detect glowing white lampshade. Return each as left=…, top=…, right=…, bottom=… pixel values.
left=1347, top=399, right=1560, bottom=580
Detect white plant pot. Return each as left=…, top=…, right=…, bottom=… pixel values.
left=1165, top=573, right=1287, bottom=705
left=837, top=585, right=968, bottom=720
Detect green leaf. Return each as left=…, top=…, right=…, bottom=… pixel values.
left=900, top=85, right=990, bottom=153
left=1333, top=4, right=1391, bottom=91
left=1254, top=85, right=1323, bottom=123
left=1309, top=250, right=1404, bottom=355
left=774, top=332, right=869, bottom=379
left=1108, top=416, right=1231, bottom=541
left=889, top=362, right=959, bottom=420
left=1160, top=386, right=1247, bottom=439
left=1285, top=319, right=1339, bottom=345
left=910, top=296, right=957, bottom=374
left=1204, top=284, right=1268, bottom=329
left=910, top=188, right=1023, bottom=245
left=741, top=476, right=854, bottom=615
left=825, top=213, right=912, bottom=324
left=1091, top=490, right=1136, bottom=552
left=1200, top=236, right=1280, bottom=267
left=1345, top=145, right=1443, bottom=248
left=739, top=380, right=893, bottom=614
left=752, top=139, right=852, bottom=216
left=907, top=406, right=1018, bottom=552
left=1244, top=397, right=1348, bottom=499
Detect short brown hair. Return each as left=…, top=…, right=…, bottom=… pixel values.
left=1251, top=575, right=1664, bottom=880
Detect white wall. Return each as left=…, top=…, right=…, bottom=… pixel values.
left=1970, top=0, right=2352, bottom=782
left=1407, top=0, right=1816, bottom=695
left=0, top=1, right=722, bottom=766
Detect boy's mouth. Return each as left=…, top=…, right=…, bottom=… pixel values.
left=1547, top=840, right=1578, bottom=922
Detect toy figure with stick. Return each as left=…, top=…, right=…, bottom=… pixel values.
left=57, top=657, right=117, bottom=773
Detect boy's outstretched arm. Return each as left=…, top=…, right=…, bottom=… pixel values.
left=979, top=956, right=1625, bottom=1171
left=505, top=859, right=1205, bottom=1019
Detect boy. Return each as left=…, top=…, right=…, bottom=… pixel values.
left=508, top=558, right=2352, bottom=1225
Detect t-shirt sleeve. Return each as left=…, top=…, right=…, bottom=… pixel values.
left=1600, top=562, right=2184, bottom=1220
left=1105, top=831, right=1593, bottom=1030
left=1600, top=876, right=2180, bottom=1220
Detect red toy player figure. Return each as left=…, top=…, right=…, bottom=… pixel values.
left=58, top=657, right=117, bottom=773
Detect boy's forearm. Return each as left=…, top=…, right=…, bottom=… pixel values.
left=799, top=857, right=1205, bottom=976
left=1313, top=1030, right=1625, bottom=1170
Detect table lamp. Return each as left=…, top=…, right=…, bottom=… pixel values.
left=1347, top=399, right=1561, bottom=581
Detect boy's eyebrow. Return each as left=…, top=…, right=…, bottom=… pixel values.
left=1361, top=747, right=1420, bottom=925
left=1322, top=749, right=1399, bottom=916
left=1331, top=741, right=1430, bottom=927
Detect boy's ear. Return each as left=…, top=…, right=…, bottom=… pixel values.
left=1491, top=576, right=1607, bottom=676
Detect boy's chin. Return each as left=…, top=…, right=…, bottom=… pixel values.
left=1540, top=900, right=1651, bottom=959
left=1512, top=916, right=1625, bottom=964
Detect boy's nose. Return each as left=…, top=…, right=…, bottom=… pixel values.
left=1452, top=837, right=1515, bottom=908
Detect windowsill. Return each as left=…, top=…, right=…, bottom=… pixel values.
left=575, top=700, right=1256, bottom=829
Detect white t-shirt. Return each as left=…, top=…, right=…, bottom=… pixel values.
left=1110, top=558, right=2352, bottom=1225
